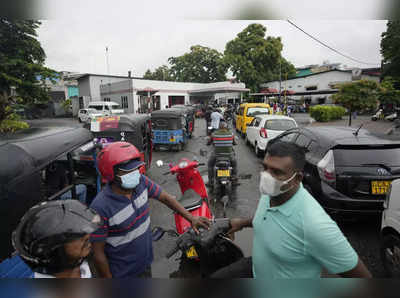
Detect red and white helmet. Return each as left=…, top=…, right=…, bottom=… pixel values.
left=97, top=142, right=142, bottom=182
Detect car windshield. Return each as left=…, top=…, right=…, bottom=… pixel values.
left=89, top=105, right=103, bottom=111
left=247, top=107, right=269, bottom=116
left=334, top=148, right=400, bottom=167
left=265, top=119, right=296, bottom=131
left=111, top=105, right=121, bottom=109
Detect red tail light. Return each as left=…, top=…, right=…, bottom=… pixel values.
left=317, top=150, right=336, bottom=187
left=260, top=128, right=268, bottom=138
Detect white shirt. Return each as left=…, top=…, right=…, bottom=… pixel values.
left=33, top=261, right=92, bottom=278
left=211, top=112, right=224, bottom=129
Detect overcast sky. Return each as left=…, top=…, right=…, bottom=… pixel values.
left=36, top=2, right=388, bottom=78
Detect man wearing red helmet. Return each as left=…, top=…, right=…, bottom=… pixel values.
left=90, top=142, right=210, bottom=278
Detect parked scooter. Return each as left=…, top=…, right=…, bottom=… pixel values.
left=371, top=109, right=384, bottom=121
left=153, top=158, right=244, bottom=276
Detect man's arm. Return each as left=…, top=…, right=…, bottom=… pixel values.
left=158, top=191, right=210, bottom=233
left=338, top=258, right=372, bottom=278
left=91, top=242, right=113, bottom=278
left=229, top=218, right=253, bottom=234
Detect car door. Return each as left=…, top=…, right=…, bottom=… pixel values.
left=249, top=117, right=261, bottom=145
left=246, top=118, right=257, bottom=144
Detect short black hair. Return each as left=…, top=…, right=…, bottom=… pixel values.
left=266, top=141, right=306, bottom=171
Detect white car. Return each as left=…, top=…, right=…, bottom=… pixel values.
left=78, top=108, right=103, bottom=123
left=381, top=179, right=400, bottom=277
left=245, top=115, right=298, bottom=157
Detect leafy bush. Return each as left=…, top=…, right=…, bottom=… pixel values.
left=309, top=105, right=346, bottom=122
left=0, top=110, right=29, bottom=133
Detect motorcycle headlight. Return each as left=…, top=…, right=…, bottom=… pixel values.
left=178, top=161, right=189, bottom=169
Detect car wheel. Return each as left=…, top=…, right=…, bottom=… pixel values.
left=381, top=233, right=400, bottom=277
left=255, top=142, right=263, bottom=158
left=78, top=118, right=82, bottom=123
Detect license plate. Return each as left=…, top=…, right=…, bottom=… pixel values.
left=217, top=170, right=230, bottom=177
left=185, top=246, right=198, bottom=259
left=170, top=138, right=175, bottom=142
left=371, top=181, right=391, bottom=195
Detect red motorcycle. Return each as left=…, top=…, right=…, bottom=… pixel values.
left=153, top=158, right=244, bottom=276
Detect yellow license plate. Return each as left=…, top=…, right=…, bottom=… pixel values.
left=217, top=170, right=230, bottom=177
left=170, top=138, right=175, bottom=142
left=185, top=246, right=198, bottom=258
left=371, top=181, right=391, bottom=195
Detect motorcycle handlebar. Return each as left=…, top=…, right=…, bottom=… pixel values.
left=197, top=163, right=206, bottom=166
left=163, top=171, right=171, bottom=175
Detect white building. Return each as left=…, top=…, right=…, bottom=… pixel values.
left=71, top=73, right=249, bottom=115
left=257, top=68, right=380, bottom=105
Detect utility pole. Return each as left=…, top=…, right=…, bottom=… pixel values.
left=279, top=57, right=282, bottom=103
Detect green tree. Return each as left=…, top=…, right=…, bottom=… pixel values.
left=168, top=45, right=227, bottom=83
left=224, top=23, right=296, bottom=93
left=378, top=77, right=400, bottom=107
left=381, top=21, right=400, bottom=88
left=332, top=80, right=380, bottom=126
left=143, top=65, right=174, bottom=81
left=0, top=19, right=57, bottom=131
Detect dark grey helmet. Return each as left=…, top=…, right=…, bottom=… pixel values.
left=12, top=199, right=102, bottom=274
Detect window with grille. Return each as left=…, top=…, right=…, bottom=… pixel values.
left=121, top=96, right=128, bottom=108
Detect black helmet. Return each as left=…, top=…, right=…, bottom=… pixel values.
left=12, top=200, right=102, bottom=274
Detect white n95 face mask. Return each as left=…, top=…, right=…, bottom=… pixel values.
left=259, top=171, right=297, bottom=197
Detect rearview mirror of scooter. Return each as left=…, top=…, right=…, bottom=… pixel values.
left=156, top=160, right=164, bottom=168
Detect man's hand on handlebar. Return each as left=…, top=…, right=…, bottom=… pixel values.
left=190, top=216, right=211, bottom=234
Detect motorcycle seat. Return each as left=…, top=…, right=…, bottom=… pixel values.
left=179, top=189, right=203, bottom=210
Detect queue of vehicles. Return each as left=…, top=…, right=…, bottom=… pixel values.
left=2, top=100, right=400, bottom=277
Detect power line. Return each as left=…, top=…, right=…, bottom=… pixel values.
left=286, top=20, right=380, bottom=66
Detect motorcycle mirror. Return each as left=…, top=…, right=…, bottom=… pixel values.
left=152, top=227, right=166, bottom=242
left=156, top=160, right=164, bottom=168
left=200, top=149, right=208, bottom=157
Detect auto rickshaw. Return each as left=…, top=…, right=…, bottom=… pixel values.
left=0, top=127, right=95, bottom=262
left=170, top=104, right=196, bottom=138
left=151, top=108, right=189, bottom=151
left=83, top=114, right=153, bottom=171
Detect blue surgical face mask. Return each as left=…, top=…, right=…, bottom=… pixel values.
left=118, top=170, right=141, bottom=189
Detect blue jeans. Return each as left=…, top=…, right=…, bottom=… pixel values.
left=60, top=184, right=87, bottom=204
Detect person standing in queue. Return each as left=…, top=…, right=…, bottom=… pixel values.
left=90, top=142, right=210, bottom=278
left=212, top=141, right=372, bottom=278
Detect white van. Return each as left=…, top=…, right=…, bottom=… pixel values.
left=381, top=178, right=400, bottom=277
left=87, top=101, right=124, bottom=116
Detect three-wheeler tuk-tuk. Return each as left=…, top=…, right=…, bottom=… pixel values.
left=170, top=104, right=196, bottom=138
left=83, top=114, right=153, bottom=171
left=151, top=109, right=189, bottom=151
left=0, top=127, right=95, bottom=262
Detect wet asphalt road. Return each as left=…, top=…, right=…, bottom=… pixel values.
left=28, top=115, right=385, bottom=277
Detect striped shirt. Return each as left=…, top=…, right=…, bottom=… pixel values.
left=90, top=175, right=162, bottom=277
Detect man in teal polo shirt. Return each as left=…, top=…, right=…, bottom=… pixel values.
left=213, top=141, right=371, bottom=278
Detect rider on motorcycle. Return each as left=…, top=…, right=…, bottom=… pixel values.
left=206, top=121, right=239, bottom=188
left=12, top=199, right=102, bottom=278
